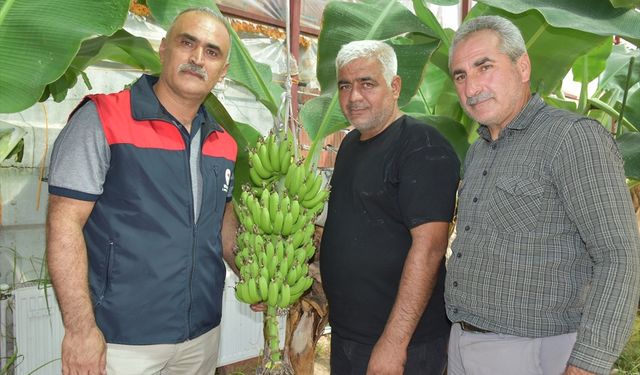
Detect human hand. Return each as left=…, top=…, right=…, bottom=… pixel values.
left=61, top=326, right=107, bottom=375
left=563, top=365, right=596, bottom=375
left=366, top=337, right=406, bottom=375
left=250, top=302, right=267, bottom=312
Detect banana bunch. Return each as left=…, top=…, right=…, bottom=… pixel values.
left=233, top=128, right=330, bottom=372
left=248, top=132, right=293, bottom=187
left=284, top=162, right=330, bottom=211
left=233, top=229, right=315, bottom=307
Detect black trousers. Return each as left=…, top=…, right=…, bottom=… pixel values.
left=330, top=332, right=448, bottom=375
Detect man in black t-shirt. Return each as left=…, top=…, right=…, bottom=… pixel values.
left=320, top=40, right=460, bottom=375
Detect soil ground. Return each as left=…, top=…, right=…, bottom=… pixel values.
left=216, top=334, right=331, bottom=375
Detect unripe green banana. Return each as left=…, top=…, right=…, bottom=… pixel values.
left=268, top=190, right=280, bottom=221
left=249, top=260, right=259, bottom=278
left=290, top=200, right=301, bottom=224
left=279, top=195, right=291, bottom=213
left=294, top=246, right=307, bottom=266
left=303, top=172, right=323, bottom=202
left=290, top=275, right=312, bottom=296
left=284, top=163, right=296, bottom=191
left=304, top=243, right=316, bottom=261
left=259, top=206, right=273, bottom=234
left=287, top=265, right=300, bottom=286
left=258, top=275, right=269, bottom=300
left=278, top=283, right=291, bottom=308
left=258, top=143, right=274, bottom=173
left=273, top=211, right=284, bottom=235
left=235, top=281, right=251, bottom=304
left=254, top=234, right=265, bottom=253
left=276, top=242, right=285, bottom=264
left=248, top=277, right=261, bottom=303
left=265, top=241, right=275, bottom=260
left=281, top=212, right=294, bottom=236
left=301, top=189, right=329, bottom=210
left=267, top=253, right=278, bottom=278
left=267, top=279, right=280, bottom=306
left=269, top=136, right=282, bottom=173
left=249, top=167, right=265, bottom=187
left=250, top=151, right=272, bottom=180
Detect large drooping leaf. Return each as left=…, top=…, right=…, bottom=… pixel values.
left=477, top=0, right=640, bottom=41
left=572, top=39, right=613, bottom=84
left=0, top=0, right=130, bottom=113
left=317, top=0, right=439, bottom=103
left=413, top=0, right=451, bottom=49
left=423, top=0, right=459, bottom=5
left=0, top=120, right=25, bottom=163
left=599, top=44, right=640, bottom=96
left=300, top=95, right=348, bottom=142
left=147, top=0, right=282, bottom=116
left=609, top=0, right=640, bottom=9
left=468, top=4, right=608, bottom=94
left=616, top=132, right=640, bottom=180
left=621, top=87, right=640, bottom=132
left=42, top=30, right=161, bottom=103
left=204, top=93, right=260, bottom=198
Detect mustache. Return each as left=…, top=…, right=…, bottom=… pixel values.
left=466, top=91, right=494, bottom=106
left=178, top=63, right=208, bottom=80
left=347, top=104, right=367, bottom=112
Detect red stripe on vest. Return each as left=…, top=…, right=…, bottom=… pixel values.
left=89, top=91, right=185, bottom=150
left=202, top=130, right=237, bottom=162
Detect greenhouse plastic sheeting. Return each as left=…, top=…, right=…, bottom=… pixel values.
left=216, top=0, right=332, bottom=30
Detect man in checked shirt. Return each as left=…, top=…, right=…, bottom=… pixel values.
left=445, top=15, right=640, bottom=375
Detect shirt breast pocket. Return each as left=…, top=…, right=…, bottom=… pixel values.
left=487, top=176, right=544, bottom=233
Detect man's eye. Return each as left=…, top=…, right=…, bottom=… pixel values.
left=480, top=64, right=492, bottom=71
left=454, top=74, right=465, bottom=81
left=207, top=49, right=218, bottom=57
left=181, top=40, right=192, bottom=47
left=338, top=85, right=351, bottom=91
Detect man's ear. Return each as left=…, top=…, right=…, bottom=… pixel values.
left=158, top=38, right=167, bottom=64
left=391, top=75, right=402, bottom=99
left=517, top=53, right=531, bottom=83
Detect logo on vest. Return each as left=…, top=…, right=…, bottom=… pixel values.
left=223, top=168, right=231, bottom=193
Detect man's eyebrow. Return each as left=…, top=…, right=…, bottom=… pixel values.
left=177, top=32, right=223, bottom=54
left=337, top=77, right=375, bottom=85
left=473, top=57, right=494, bottom=67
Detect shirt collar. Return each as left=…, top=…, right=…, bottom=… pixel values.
left=477, top=93, right=545, bottom=141
left=129, top=74, right=223, bottom=133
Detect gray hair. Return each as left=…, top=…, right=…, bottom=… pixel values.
left=449, top=16, right=526, bottom=71
left=336, top=40, right=397, bottom=86
left=168, top=7, right=233, bottom=62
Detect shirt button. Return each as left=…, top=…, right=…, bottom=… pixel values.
left=491, top=144, right=497, bottom=150
left=472, top=197, right=478, bottom=203
left=464, top=225, right=470, bottom=231
left=482, top=170, right=487, bottom=176
left=456, top=252, right=462, bottom=258
left=453, top=281, right=458, bottom=287
left=453, top=308, right=458, bottom=314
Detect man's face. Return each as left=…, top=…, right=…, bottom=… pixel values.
left=158, top=11, right=230, bottom=101
left=450, top=30, right=530, bottom=132
left=337, top=57, right=400, bottom=140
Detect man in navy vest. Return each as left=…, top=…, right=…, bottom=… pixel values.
left=46, top=7, right=238, bottom=374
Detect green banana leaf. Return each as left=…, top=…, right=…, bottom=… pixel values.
left=316, top=0, right=439, bottom=103
left=616, top=132, right=640, bottom=180
left=572, top=39, right=612, bottom=84
left=147, top=0, right=283, bottom=116
left=609, top=0, right=640, bottom=9
left=0, top=120, right=25, bottom=163
left=41, top=30, right=161, bottom=103
left=621, top=87, right=640, bottom=132
left=299, top=94, right=348, bottom=142
left=469, top=4, right=608, bottom=95
left=0, top=0, right=130, bottom=113
left=413, top=0, right=452, bottom=49
left=204, top=93, right=260, bottom=197
left=477, top=0, right=640, bottom=40
left=423, top=0, right=459, bottom=5
left=599, top=44, right=640, bottom=96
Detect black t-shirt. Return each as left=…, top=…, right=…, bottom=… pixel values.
left=320, top=115, right=460, bottom=345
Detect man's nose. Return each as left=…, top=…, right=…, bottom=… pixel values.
left=190, top=47, right=204, bottom=65
left=349, top=86, right=363, bottom=102
left=465, top=74, right=481, bottom=98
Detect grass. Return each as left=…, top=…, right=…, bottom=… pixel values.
left=615, top=313, right=640, bottom=374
